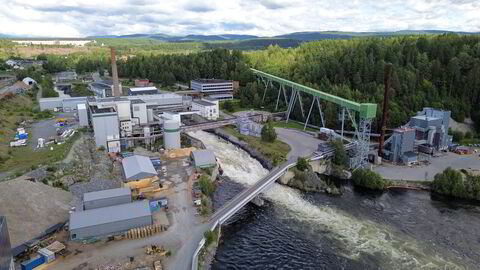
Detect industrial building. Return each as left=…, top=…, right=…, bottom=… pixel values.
left=55, top=71, right=77, bottom=82
left=128, top=86, right=158, bottom=96
left=89, top=103, right=120, bottom=152
left=383, top=127, right=417, bottom=164
left=191, top=149, right=216, bottom=168
left=191, top=79, right=233, bottom=100
left=122, top=155, right=157, bottom=181
left=383, top=107, right=452, bottom=164
left=69, top=200, right=152, bottom=240
left=39, top=96, right=87, bottom=112
left=0, top=217, right=14, bottom=270
left=409, top=107, right=451, bottom=151
left=88, top=82, right=112, bottom=98
left=191, top=99, right=219, bottom=120
left=83, top=188, right=132, bottom=210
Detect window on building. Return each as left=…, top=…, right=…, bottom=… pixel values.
left=72, top=234, right=76, bottom=239
left=134, top=106, right=139, bottom=112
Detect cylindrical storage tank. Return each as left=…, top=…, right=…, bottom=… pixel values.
left=164, top=120, right=181, bottom=150
left=147, top=109, right=154, bottom=123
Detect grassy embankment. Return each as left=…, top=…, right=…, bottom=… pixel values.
left=271, top=121, right=317, bottom=132
left=0, top=94, right=79, bottom=177
left=222, top=126, right=290, bottom=165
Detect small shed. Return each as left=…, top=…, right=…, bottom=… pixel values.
left=83, top=187, right=132, bottom=210
left=122, top=155, right=157, bottom=181
left=191, top=149, right=216, bottom=168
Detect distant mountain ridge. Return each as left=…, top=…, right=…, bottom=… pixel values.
left=2, top=30, right=478, bottom=41
left=88, top=30, right=479, bottom=42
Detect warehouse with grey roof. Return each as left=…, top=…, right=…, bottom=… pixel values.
left=122, top=155, right=157, bottom=181
left=83, top=187, right=132, bottom=210
left=191, top=149, right=216, bottom=168
left=69, top=200, right=152, bottom=240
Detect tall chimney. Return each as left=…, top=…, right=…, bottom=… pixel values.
left=110, top=47, right=120, bottom=96
left=378, top=63, right=392, bottom=157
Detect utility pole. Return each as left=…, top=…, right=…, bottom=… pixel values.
left=378, top=63, right=392, bottom=157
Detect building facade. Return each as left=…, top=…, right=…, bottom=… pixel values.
left=69, top=201, right=152, bottom=240
left=191, top=99, right=219, bottom=120
left=90, top=106, right=120, bottom=152
left=191, top=79, right=233, bottom=100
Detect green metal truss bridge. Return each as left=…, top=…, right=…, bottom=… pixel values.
left=250, top=68, right=377, bottom=168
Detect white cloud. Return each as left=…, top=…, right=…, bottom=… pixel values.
left=0, top=0, right=478, bottom=37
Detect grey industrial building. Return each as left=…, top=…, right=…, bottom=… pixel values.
left=0, top=216, right=14, bottom=270
left=69, top=200, right=152, bottom=240
left=122, top=155, right=157, bottom=181
left=90, top=104, right=120, bottom=152
left=384, top=127, right=417, bottom=164
left=191, top=149, right=216, bottom=168
left=384, top=107, right=452, bottom=164
left=191, top=79, right=233, bottom=100
left=83, top=187, right=132, bottom=210
left=88, top=79, right=121, bottom=98
left=39, top=96, right=87, bottom=111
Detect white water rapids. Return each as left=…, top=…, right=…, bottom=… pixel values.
left=189, top=130, right=462, bottom=269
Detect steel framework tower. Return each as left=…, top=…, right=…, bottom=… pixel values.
left=252, top=68, right=377, bottom=169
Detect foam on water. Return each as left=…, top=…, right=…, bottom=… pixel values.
left=189, top=131, right=461, bottom=269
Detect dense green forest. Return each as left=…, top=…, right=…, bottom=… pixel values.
left=116, top=48, right=253, bottom=86
left=247, top=34, right=480, bottom=132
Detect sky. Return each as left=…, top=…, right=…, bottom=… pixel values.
left=0, top=0, right=479, bottom=37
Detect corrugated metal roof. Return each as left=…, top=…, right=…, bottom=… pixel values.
left=191, top=149, right=216, bottom=167
left=83, top=187, right=131, bottom=202
left=69, top=200, right=151, bottom=230
left=122, top=155, right=157, bottom=180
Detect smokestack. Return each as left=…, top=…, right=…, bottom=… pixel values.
left=111, top=47, right=120, bottom=97
left=378, top=63, right=392, bottom=157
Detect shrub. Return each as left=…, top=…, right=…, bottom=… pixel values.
left=352, top=168, right=386, bottom=190
left=198, top=174, right=215, bottom=196
left=261, top=122, right=276, bottom=143
left=46, top=166, right=57, bottom=172
left=98, top=146, right=106, bottom=151
left=465, top=131, right=473, bottom=139
left=222, top=100, right=234, bottom=112
left=296, top=157, right=309, bottom=171
left=204, top=230, right=218, bottom=246
left=330, top=139, right=348, bottom=167
left=431, top=167, right=480, bottom=201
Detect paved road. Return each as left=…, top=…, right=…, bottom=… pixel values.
left=374, top=152, right=480, bottom=181
left=275, top=127, right=322, bottom=159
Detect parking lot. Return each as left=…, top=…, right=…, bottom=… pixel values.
left=30, top=112, right=78, bottom=150
left=374, top=151, right=480, bottom=181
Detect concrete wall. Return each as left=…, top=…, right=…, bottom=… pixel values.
left=78, top=105, right=88, bottom=127
left=70, top=215, right=152, bottom=240
left=62, top=98, right=87, bottom=112
left=132, top=103, right=148, bottom=124
left=39, top=98, right=63, bottom=111
left=84, top=195, right=132, bottom=210
left=92, top=113, right=119, bottom=149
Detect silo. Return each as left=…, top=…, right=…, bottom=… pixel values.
left=164, top=120, right=181, bottom=149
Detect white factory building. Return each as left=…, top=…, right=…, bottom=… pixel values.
left=191, top=79, right=233, bottom=100
left=191, top=99, right=219, bottom=120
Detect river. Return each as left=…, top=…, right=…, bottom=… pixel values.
left=189, top=131, right=480, bottom=270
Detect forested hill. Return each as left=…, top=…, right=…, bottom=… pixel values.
left=247, top=34, right=480, bottom=131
